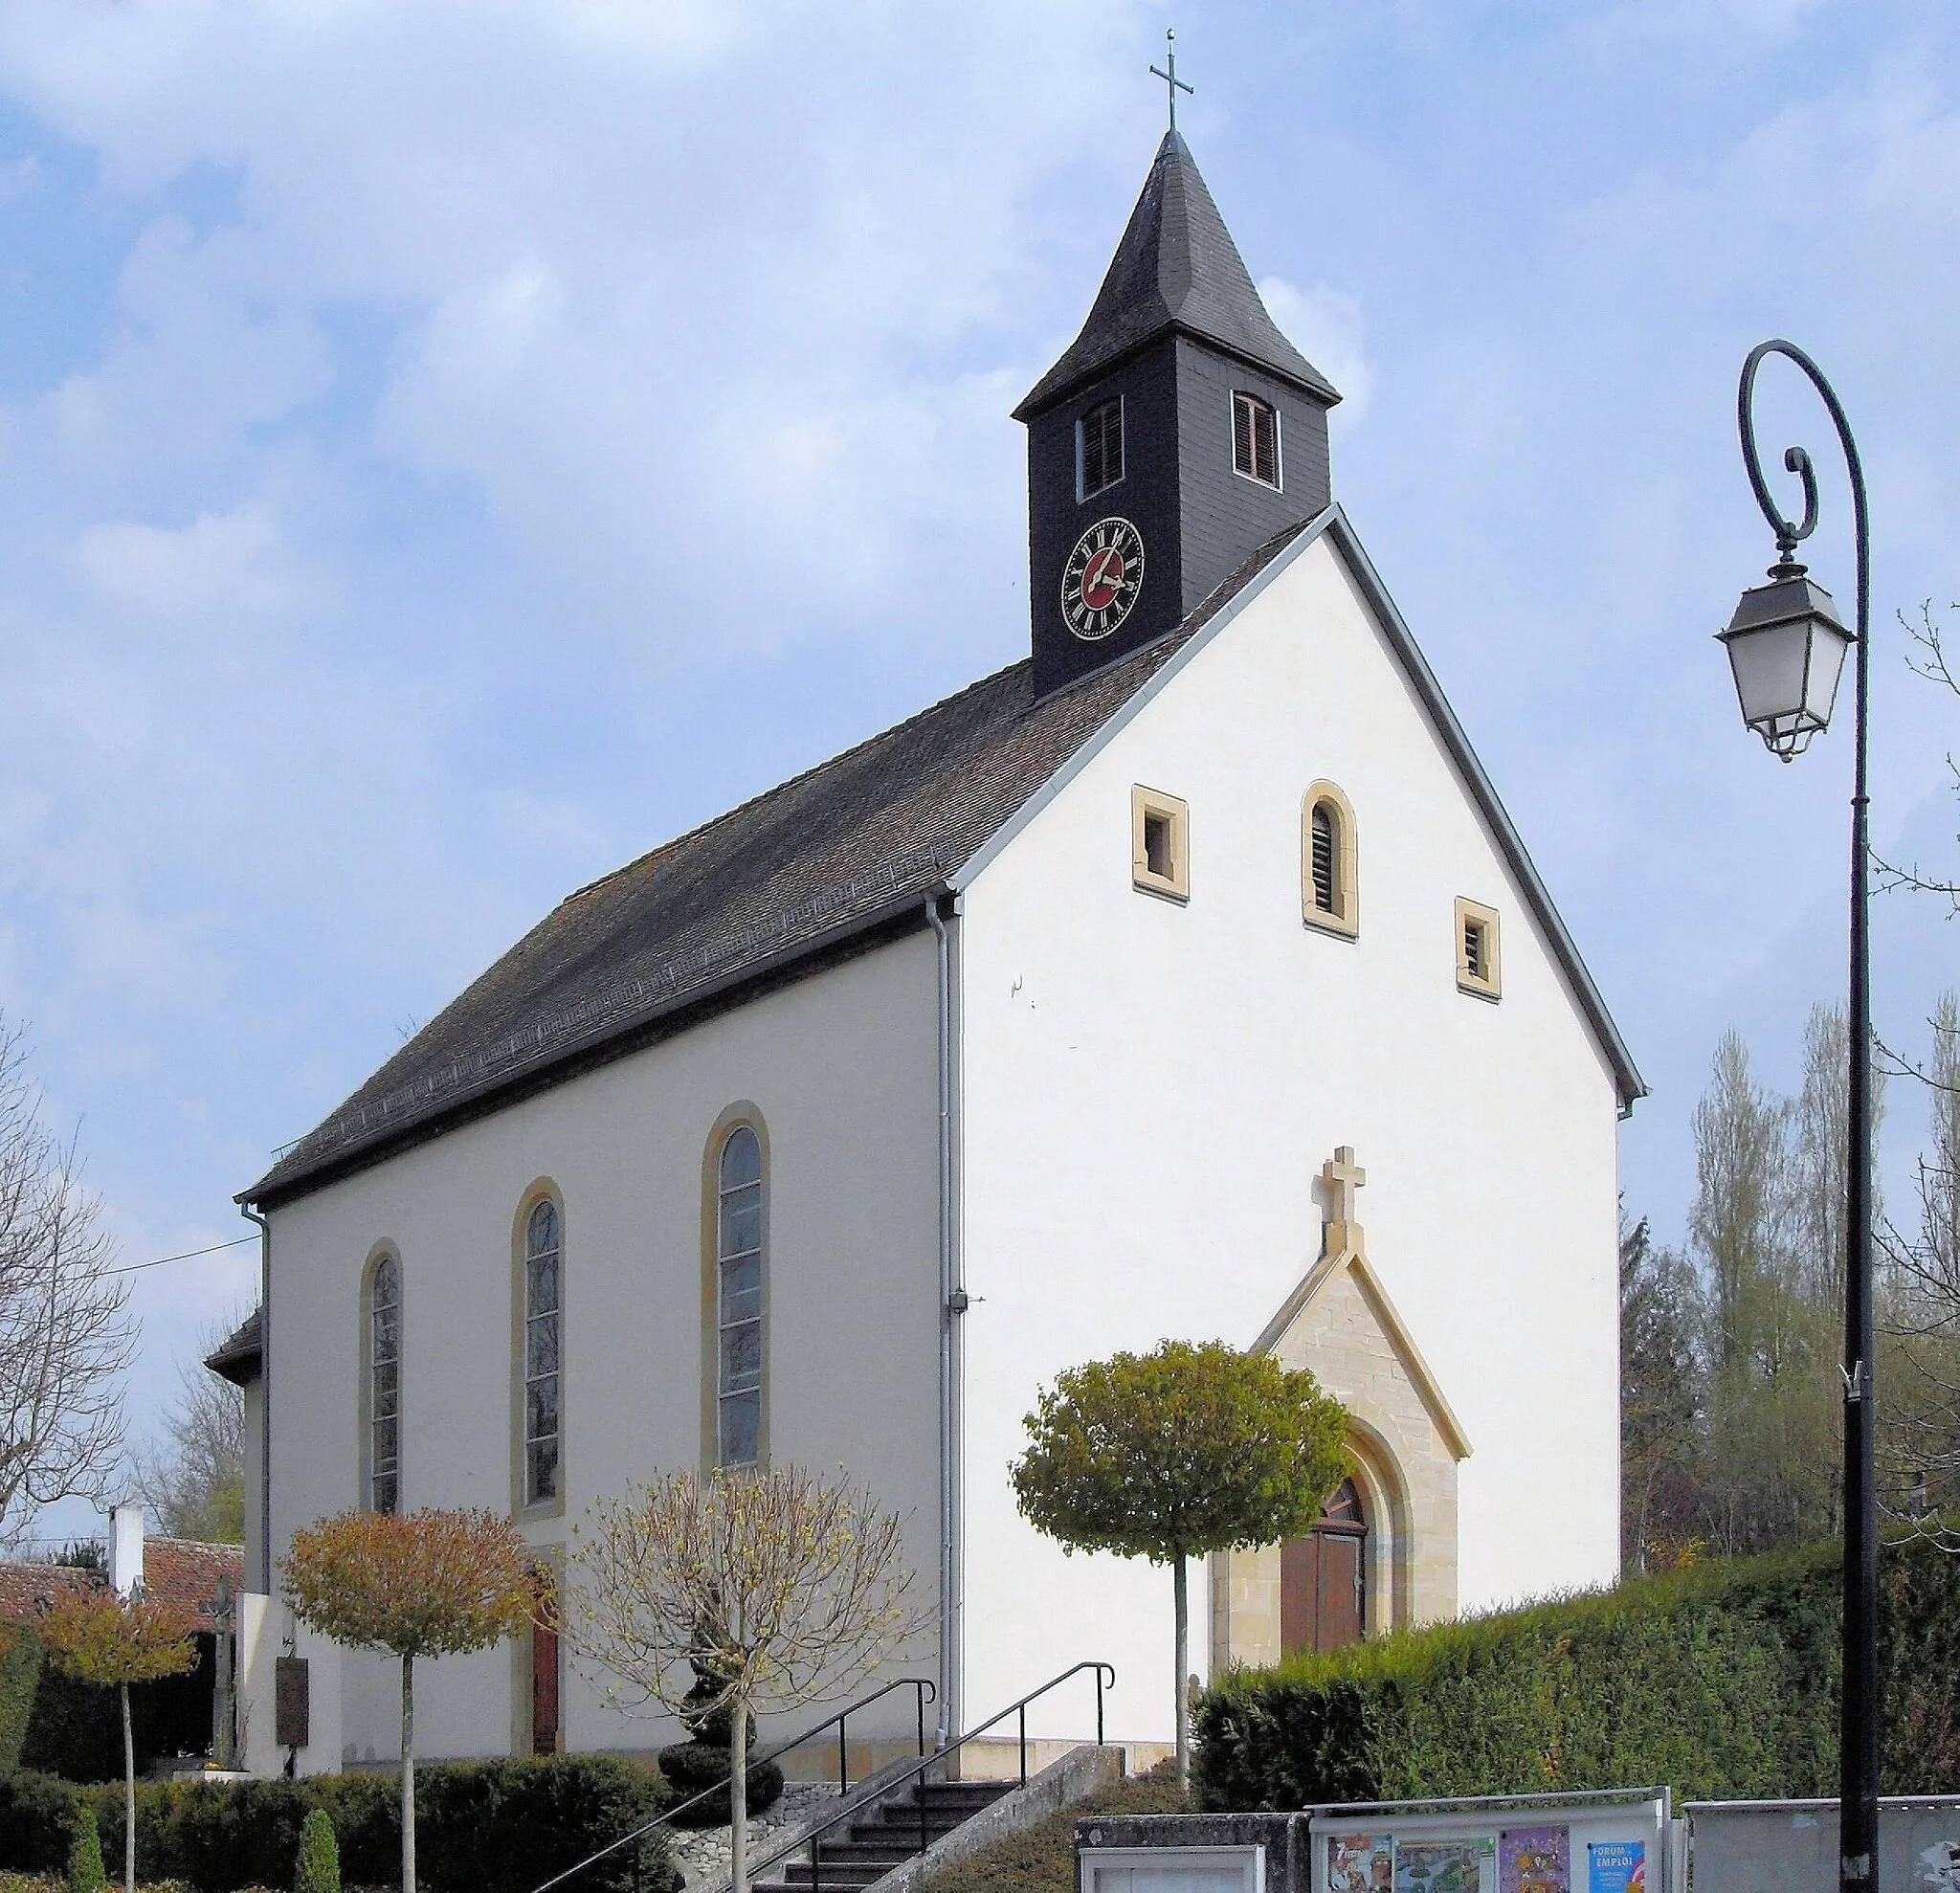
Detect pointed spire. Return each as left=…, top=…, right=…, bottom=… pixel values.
left=1015, top=129, right=1340, bottom=420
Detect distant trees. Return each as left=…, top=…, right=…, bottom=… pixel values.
left=129, top=1318, right=247, bottom=1544
left=1623, top=1008, right=1885, bottom=1565
left=567, top=1467, right=923, bottom=1893
left=0, top=1019, right=132, bottom=1547
left=1011, top=1339, right=1348, bottom=1785
left=282, top=1508, right=535, bottom=1893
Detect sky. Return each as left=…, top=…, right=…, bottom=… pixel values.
left=3, top=0, right=1958, bottom=1548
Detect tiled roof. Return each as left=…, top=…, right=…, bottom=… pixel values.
left=1013, top=129, right=1340, bottom=420
left=0, top=1539, right=243, bottom=1626
left=205, top=1308, right=262, bottom=1387
left=244, top=523, right=1311, bottom=1210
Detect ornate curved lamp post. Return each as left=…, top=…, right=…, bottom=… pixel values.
left=1720, top=339, right=1876, bottom=1893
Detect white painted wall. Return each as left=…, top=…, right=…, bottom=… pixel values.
left=955, top=529, right=1623, bottom=1743
left=263, top=934, right=945, bottom=1771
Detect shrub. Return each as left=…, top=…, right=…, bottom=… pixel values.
left=0, top=1767, right=82, bottom=1870
left=294, top=1807, right=340, bottom=1893
left=0, top=1624, right=42, bottom=1774
left=654, top=1740, right=784, bottom=1826
left=0, top=1753, right=673, bottom=1893
left=66, top=1805, right=105, bottom=1893
left=1193, top=1533, right=1960, bottom=1811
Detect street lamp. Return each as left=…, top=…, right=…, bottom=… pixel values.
left=1721, top=338, right=1877, bottom=1893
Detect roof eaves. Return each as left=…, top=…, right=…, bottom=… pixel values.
left=1012, top=317, right=1341, bottom=422
left=242, top=881, right=947, bottom=1210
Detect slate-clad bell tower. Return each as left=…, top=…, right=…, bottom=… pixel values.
left=1015, top=129, right=1341, bottom=696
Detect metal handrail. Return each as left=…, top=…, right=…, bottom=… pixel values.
left=523, top=1675, right=936, bottom=1893
left=746, top=1659, right=1116, bottom=1893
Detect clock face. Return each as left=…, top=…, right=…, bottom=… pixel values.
left=1061, top=517, right=1145, bottom=641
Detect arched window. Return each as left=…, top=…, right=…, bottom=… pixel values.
left=368, top=1254, right=401, bottom=1515
left=715, top=1125, right=765, bottom=1468
left=523, top=1199, right=562, bottom=1505
left=1281, top=1478, right=1367, bottom=1655
left=1303, top=782, right=1358, bottom=938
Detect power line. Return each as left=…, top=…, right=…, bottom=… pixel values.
left=106, top=1233, right=259, bottom=1277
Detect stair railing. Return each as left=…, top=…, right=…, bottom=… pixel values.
left=523, top=1675, right=936, bottom=1893
left=746, top=1659, right=1117, bottom=1893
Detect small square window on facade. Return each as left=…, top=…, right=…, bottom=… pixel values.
left=1233, top=390, right=1281, bottom=488
left=1456, top=897, right=1502, bottom=1000
left=1131, top=785, right=1191, bottom=902
left=1078, top=396, right=1125, bottom=501
left=1303, top=781, right=1359, bottom=939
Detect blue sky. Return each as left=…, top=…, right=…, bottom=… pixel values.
left=3, top=0, right=1957, bottom=1544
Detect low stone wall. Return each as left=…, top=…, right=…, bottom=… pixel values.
left=1077, top=1813, right=1303, bottom=1893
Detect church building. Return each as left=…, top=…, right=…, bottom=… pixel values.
left=223, top=126, right=1642, bottom=1776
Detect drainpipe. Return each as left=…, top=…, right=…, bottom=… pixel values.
left=241, top=1204, right=270, bottom=1598
left=926, top=895, right=962, bottom=1751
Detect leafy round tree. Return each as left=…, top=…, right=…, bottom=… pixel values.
left=39, top=1585, right=199, bottom=1893
left=1011, top=1339, right=1349, bottom=1782
left=281, top=1508, right=535, bottom=1893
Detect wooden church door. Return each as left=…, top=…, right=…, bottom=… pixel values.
left=530, top=1568, right=561, bottom=1753
left=1281, top=1479, right=1368, bottom=1655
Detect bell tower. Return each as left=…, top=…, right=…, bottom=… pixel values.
left=1014, top=130, right=1340, bottom=696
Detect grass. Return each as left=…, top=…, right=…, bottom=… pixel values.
left=923, top=1765, right=1190, bottom=1893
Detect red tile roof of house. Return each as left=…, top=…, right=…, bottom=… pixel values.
left=0, top=1538, right=244, bottom=1627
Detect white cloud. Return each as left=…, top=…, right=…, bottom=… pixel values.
left=1258, top=276, right=1372, bottom=434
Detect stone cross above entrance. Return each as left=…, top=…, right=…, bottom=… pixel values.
left=1321, top=1145, right=1366, bottom=1224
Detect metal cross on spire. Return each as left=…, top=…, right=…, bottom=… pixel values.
left=1150, top=28, right=1193, bottom=131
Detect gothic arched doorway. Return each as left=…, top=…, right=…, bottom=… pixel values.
left=1281, top=1478, right=1368, bottom=1656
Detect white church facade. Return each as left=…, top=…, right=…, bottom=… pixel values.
left=218, top=128, right=1642, bottom=1777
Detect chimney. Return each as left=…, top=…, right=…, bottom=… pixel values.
left=108, top=1503, right=145, bottom=1599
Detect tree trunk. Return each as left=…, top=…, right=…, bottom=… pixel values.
left=1172, top=1552, right=1189, bottom=1788
left=121, top=1679, right=136, bottom=1893
left=401, top=1652, right=416, bottom=1893
left=730, top=1691, right=749, bottom=1893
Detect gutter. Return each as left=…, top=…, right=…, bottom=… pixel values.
left=240, top=1204, right=270, bottom=1596
left=926, top=895, right=963, bottom=1749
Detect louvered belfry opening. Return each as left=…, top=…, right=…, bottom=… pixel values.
left=1234, top=390, right=1279, bottom=486
left=1079, top=396, right=1123, bottom=499
left=1464, top=917, right=1486, bottom=980
left=1310, top=802, right=1337, bottom=913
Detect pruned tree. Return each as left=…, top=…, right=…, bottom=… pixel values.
left=566, top=1467, right=924, bottom=1893
left=1011, top=1338, right=1348, bottom=1785
left=38, top=1583, right=199, bottom=1893
left=129, top=1317, right=247, bottom=1543
left=0, top=1019, right=132, bottom=1547
left=281, top=1508, right=535, bottom=1893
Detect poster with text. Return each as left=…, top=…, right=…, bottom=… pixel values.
left=1395, top=1839, right=1492, bottom=1893
left=1327, top=1835, right=1392, bottom=1893
left=1501, top=1828, right=1570, bottom=1893
left=1587, top=1840, right=1644, bottom=1893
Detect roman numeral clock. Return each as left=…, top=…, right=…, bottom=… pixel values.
left=1061, top=517, right=1146, bottom=641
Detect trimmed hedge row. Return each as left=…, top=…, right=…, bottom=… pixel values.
left=0, top=1753, right=675, bottom=1893
left=1193, top=1533, right=1960, bottom=1812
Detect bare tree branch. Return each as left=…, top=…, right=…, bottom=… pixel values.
left=127, top=1316, right=247, bottom=1543
left=0, top=1018, right=134, bottom=1547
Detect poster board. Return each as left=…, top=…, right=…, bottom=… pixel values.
left=1309, top=1792, right=1674, bottom=1893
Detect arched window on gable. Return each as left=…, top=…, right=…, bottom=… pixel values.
left=715, top=1125, right=765, bottom=1469
left=523, top=1199, right=562, bottom=1506
left=368, top=1253, right=402, bottom=1514
left=1303, top=781, right=1359, bottom=939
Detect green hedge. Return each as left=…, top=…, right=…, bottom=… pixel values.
left=0, top=1753, right=674, bottom=1893
left=1193, top=1534, right=1960, bottom=1811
